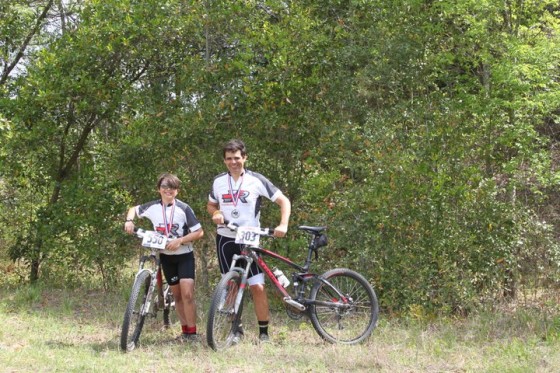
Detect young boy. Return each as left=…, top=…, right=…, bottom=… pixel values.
left=125, top=173, right=204, bottom=341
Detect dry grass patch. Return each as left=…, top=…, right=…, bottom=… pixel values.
left=1, top=285, right=559, bottom=372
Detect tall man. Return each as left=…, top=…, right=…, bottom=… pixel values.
left=207, top=139, right=291, bottom=342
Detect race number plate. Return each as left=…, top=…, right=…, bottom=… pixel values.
left=235, top=226, right=261, bottom=246
left=141, top=231, right=168, bottom=250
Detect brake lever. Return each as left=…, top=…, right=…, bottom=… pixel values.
left=223, top=219, right=239, bottom=231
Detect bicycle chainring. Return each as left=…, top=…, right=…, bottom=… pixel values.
left=285, top=304, right=305, bottom=320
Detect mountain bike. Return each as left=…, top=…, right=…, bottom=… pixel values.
left=206, top=222, right=379, bottom=351
left=120, top=228, right=176, bottom=352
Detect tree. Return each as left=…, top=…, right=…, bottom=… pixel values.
left=2, top=0, right=182, bottom=283
left=2, top=0, right=559, bottom=314
left=301, top=0, right=560, bottom=313
left=0, top=0, right=55, bottom=86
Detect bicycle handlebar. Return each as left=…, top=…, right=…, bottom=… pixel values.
left=223, top=220, right=275, bottom=237
left=133, top=227, right=147, bottom=238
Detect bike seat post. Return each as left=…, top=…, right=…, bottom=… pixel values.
left=302, top=236, right=316, bottom=271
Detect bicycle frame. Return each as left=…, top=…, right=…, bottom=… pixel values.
left=121, top=230, right=177, bottom=351
left=228, top=235, right=345, bottom=315
left=207, top=223, right=378, bottom=349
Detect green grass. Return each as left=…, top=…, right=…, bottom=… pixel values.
left=0, top=284, right=559, bottom=372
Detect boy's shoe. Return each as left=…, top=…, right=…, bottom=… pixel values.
left=181, top=333, right=201, bottom=343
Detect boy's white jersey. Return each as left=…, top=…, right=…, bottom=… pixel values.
left=136, top=198, right=202, bottom=254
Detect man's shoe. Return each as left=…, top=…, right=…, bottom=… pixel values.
left=231, top=327, right=244, bottom=345
left=259, top=333, right=270, bottom=343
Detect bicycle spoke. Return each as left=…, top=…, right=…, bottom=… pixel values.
left=310, top=269, right=378, bottom=344
left=207, top=272, right=243, bottom=351
left=121, top=270, right=153, bottom=351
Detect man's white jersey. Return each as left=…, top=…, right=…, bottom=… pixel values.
left=209, top=170, right=284, bottom=238
left=136, top=199, right=202, bottom=255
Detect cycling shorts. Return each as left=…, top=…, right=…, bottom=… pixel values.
left=160, top=251, right=195, bottom=286
left=216, top=234, right=265, bottom=286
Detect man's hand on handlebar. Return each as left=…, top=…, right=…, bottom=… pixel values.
left=273, top=224, right=288, bottom=238
left=222, top=219, right=284, bottom=238
left=211, top=211, right=224, bottom=225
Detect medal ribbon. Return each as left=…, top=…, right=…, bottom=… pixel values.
left=161, top=202, right=175, bottom=237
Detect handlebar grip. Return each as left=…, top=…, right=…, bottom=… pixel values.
left=134, top=227, right=146, bottom=238
left=222, top=220, right=238, bottom=231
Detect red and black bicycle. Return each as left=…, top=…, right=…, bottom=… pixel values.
left=206, top=222, right=379, bottom=351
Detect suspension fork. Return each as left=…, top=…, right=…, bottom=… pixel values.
left=140, top=254, right=160, bottom=317
left=230, top=252, right=253, bottom=314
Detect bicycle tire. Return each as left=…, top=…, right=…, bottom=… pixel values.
left=206, top=271, right=243, bottom=351
left=120, top=269, right=152, bottom=351
left=309, top=268, right=378, bottom=344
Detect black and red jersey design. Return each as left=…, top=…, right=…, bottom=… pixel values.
left=221, top=190, right=250, bottom=204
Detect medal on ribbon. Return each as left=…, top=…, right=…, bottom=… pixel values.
left=228, top=174, right=243, bottom=218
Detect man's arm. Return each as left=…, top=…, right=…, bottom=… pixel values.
left=274, top=194, right=291, bottom=237
left=207, top=200, right=224, bottom=224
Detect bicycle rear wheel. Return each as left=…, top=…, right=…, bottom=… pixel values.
left=206, top=271, right=243, bottom=351
left=120, top=270, right=152, bottom=352
left=309, top=268, right=378, bottom=344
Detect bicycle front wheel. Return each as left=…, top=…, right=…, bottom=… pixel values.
left=120, top=269, right=152, bottom=352
left=309, top=268, right=378, bottom=344
left=206, top=271, right=243, bottom=351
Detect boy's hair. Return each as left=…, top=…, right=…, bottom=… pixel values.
left=223, top=139, right=247, bottom=158
left=157, top=173, right=181, bottom=189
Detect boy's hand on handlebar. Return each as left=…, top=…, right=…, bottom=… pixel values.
left=124, top=221, right=135, bottom=234
left=166, top=237, right=182, bottom=251
left=273, top=224, right=288, bottom=238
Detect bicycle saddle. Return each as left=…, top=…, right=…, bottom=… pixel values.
left=298, top=226, right=327, bottom=234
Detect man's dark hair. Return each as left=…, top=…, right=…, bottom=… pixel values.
left=223, top=139, right=247, bottom=158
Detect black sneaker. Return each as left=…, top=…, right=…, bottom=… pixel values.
left=232, top=327, right=244, bottom=345
left=258, top=333, right=270, bottom=343
left=180, top=333, right=201, bottom=343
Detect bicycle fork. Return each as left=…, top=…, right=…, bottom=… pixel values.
left=230, top=253, right=250, bottom=315
left=138, top=270, right=158, bottom=318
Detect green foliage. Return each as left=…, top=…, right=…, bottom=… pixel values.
left=1, top=0, right=559, bottom=314
left=297, top=0, right=560, bottom=313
